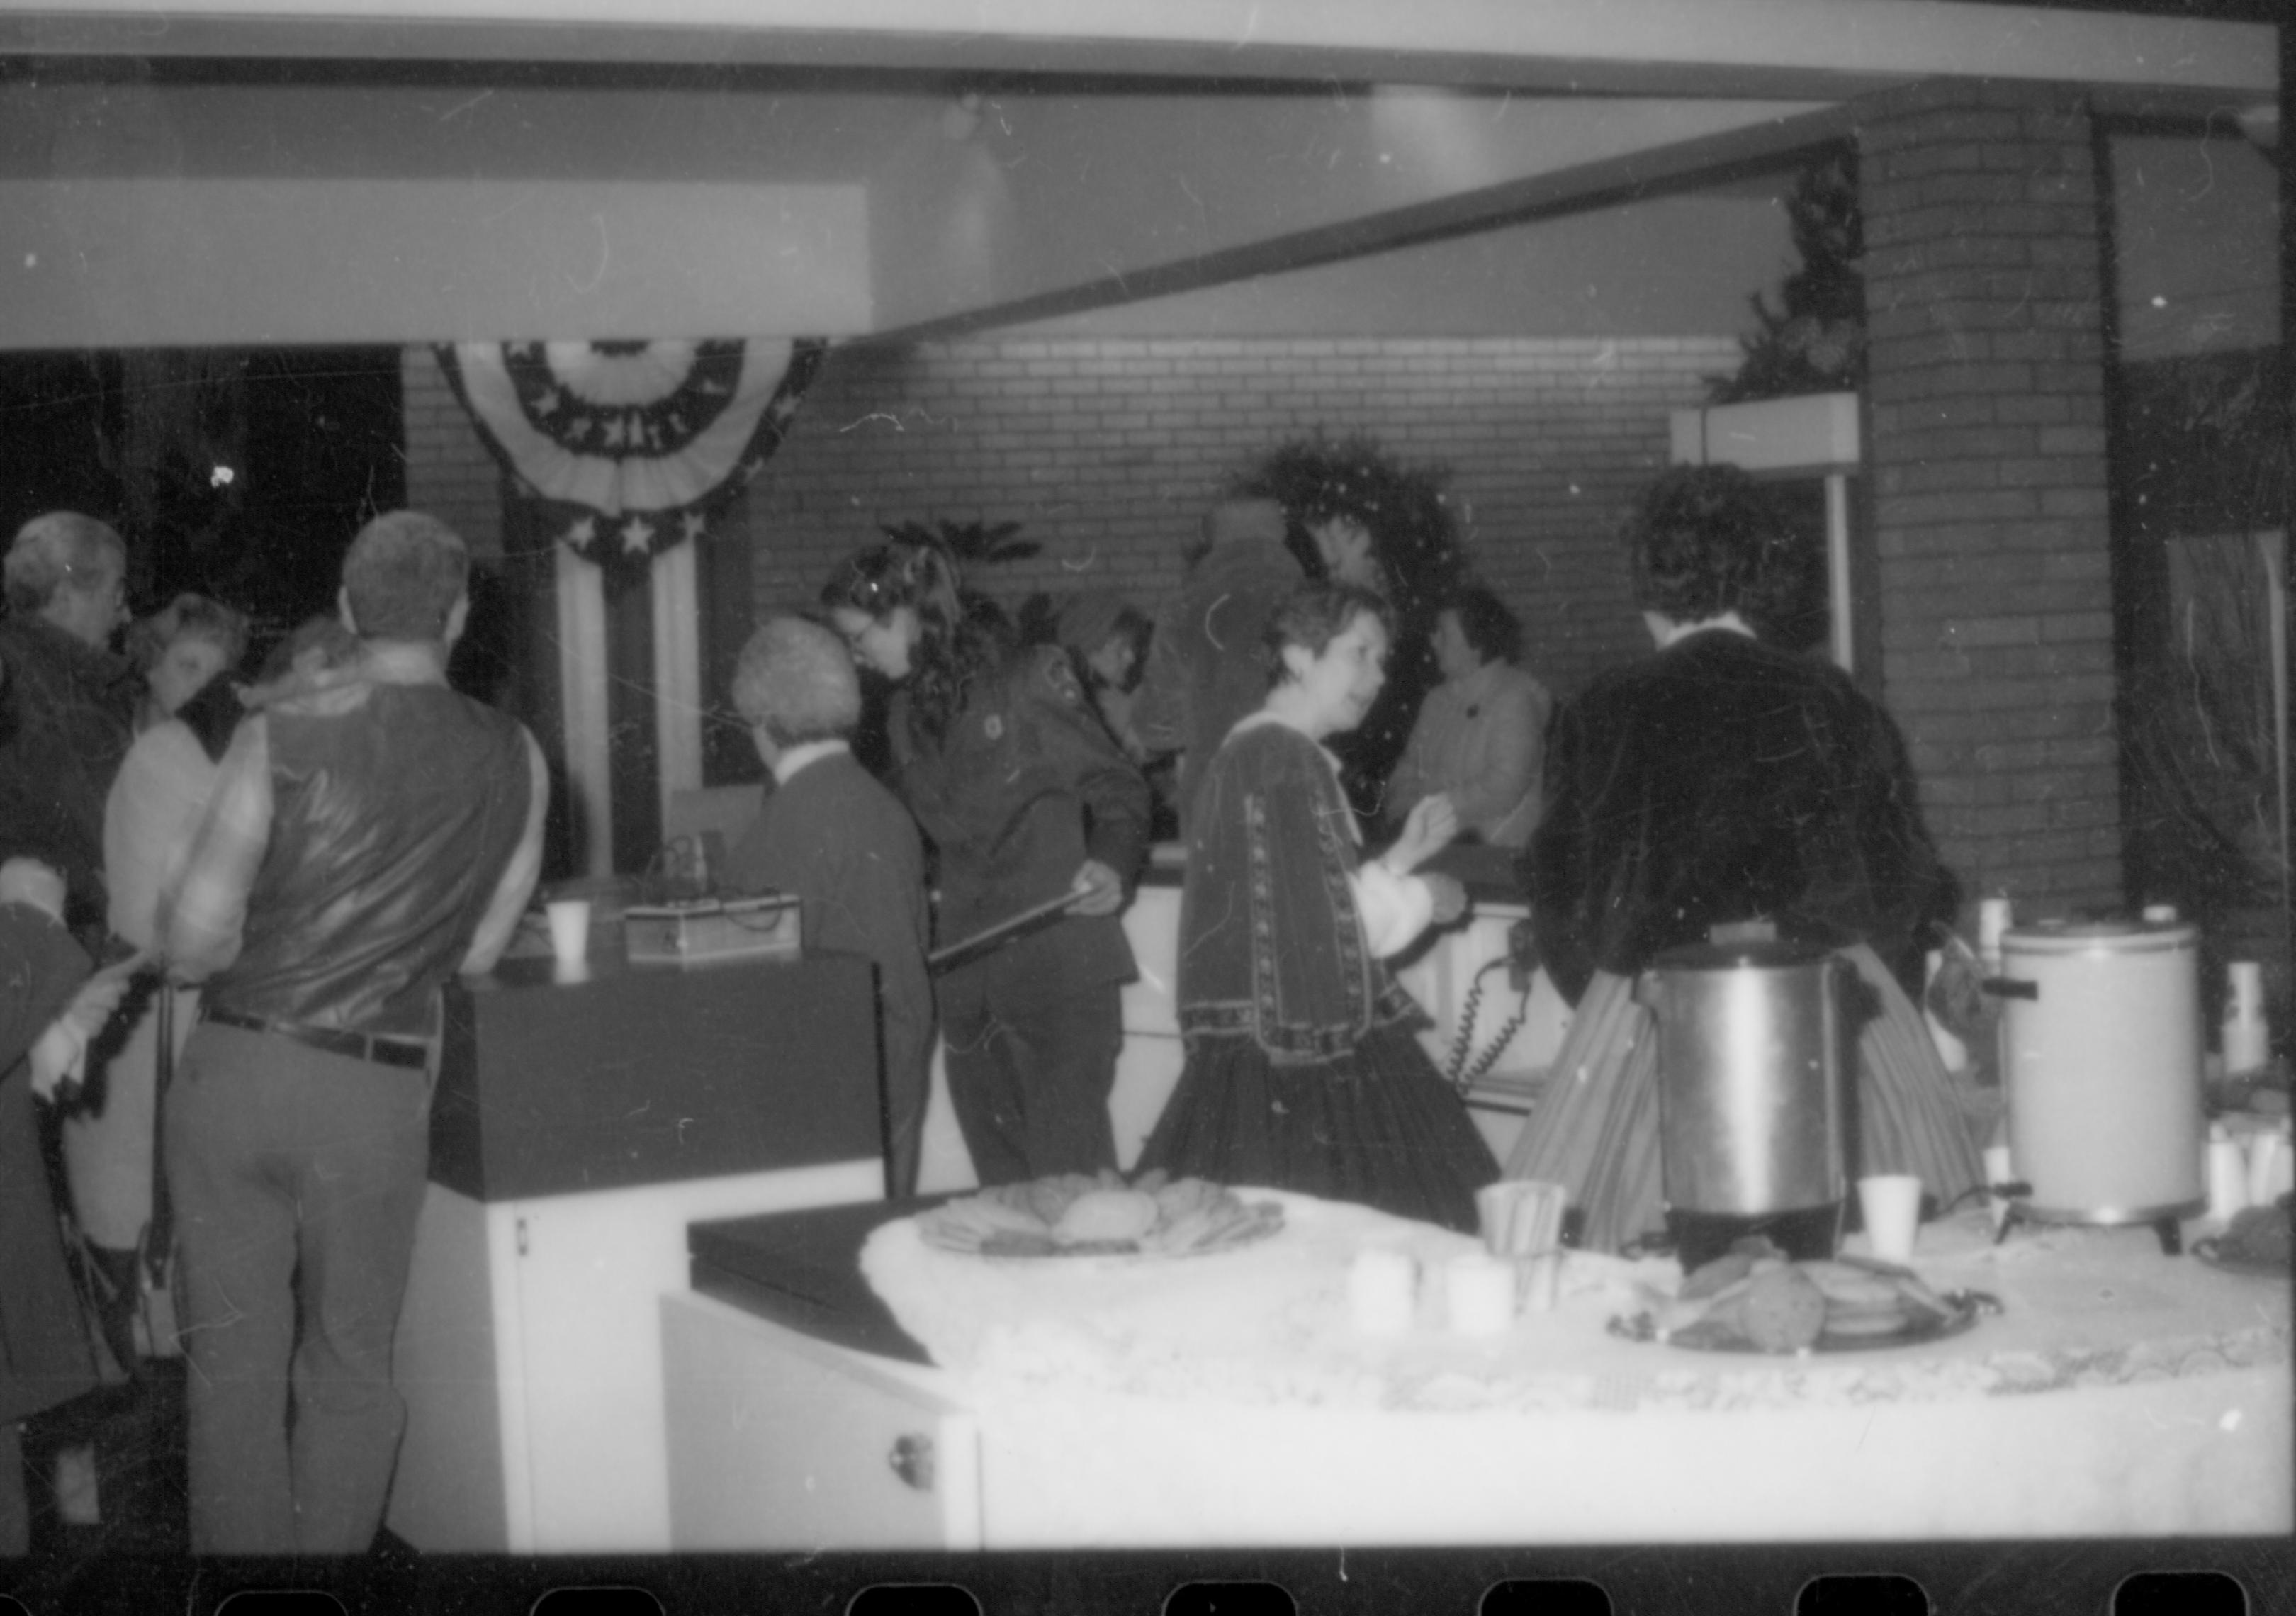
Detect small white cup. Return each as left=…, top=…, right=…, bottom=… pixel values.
left=1518, top=1250, right=1565, bottom=1313
left=2248, top=1129, right=2292, bottom=1208
left=545, top=899, right=592, bottom=966
left=1444, top=1252, right=1516, bottom=1337
left=2228, top=961, right=2266, bottom=1022
left=1857, top=1173, right=1924, bottom=1264
left=1346, top=1248, right=1418, bottom=1335
left=2223, top=1019, right=2272, bottom=1077
left=2207, top=1135, right=2251, bottom=1222
left=1981, top=1144, right=2015, bottom=1236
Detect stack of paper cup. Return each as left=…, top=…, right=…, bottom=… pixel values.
left=1476, top=1180, right=1570, bottom=1311
left=2223, top=961, right=2271, bottom=1076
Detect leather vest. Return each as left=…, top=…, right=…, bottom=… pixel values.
left=209, top=680, right=530, bottom=1040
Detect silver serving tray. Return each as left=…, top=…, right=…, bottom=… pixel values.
left=1606, top=1289, right=2003, bottom=1354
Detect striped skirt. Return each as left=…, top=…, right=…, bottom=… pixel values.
left=1502, top=943, right=1986, bottom=1255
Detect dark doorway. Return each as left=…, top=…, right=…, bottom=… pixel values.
left=233, top=348, right=407, bottom=649
left=0, top=346, right=403, bottom=664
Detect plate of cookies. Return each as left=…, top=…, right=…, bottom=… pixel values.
left=1607, top=1244, right=2002, bottom=1355
left=917, top=1168, right=1284, bottom=1260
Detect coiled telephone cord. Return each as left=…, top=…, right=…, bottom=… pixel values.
left=1446, top=958, right=1531, bottom=1096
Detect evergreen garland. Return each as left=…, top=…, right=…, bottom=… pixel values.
left=1709, top=147, right=1867, bottom=404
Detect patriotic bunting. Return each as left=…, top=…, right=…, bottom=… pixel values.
left=436, top=337, right=828, bottom=591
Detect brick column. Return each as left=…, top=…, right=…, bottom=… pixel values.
left=1857, top=80, right=2120, bottom=917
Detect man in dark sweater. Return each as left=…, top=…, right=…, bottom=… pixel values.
left=0, top=512, right=137, bottom=944
left=1132, top=497, right=1302, bottom=831
left=158, top=512, right=547, bottom=1555
left=724, top=616, right=932, bottom=1196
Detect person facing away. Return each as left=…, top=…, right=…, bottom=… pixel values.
left=1504, top=464, right=1981, bottom=1256
left=722, top=615, right=933, bottom=1199
left=1130, top=497, right=1303, bottom=831
left=0, top=512, right=138, bottom=941
left=157, top=510, right=548, bottom=1556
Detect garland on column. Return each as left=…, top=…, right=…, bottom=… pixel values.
left=435, top=337, right=829, bottom=593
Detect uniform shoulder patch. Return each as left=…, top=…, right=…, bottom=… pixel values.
left=1031, top=644, right=1087, bottom=709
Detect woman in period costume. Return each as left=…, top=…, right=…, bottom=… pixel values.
left=0, top=855, right=130, bottom=1552
left=823, top=541, right=1151, bottom=1187
left=1506, top=464, right=1983, bottom=1254
left=64, top=594, right=250, bottom=1365
left=1139, top=580, right=1499, bottom=1233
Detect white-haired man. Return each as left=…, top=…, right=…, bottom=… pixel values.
left=0, top=512, right=136, bottom=938
left=724, top=615, right=932, bottom=1196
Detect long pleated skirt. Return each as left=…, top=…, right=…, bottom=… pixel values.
left=1502, top=943, right=1986, bottom=1255
left=1140, top=1021, right=1501, bottom=1234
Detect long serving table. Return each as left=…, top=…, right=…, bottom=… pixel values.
left=660, top=1191, right=2290, bottom=1552
left=388, top=947, right=887, bottom=1554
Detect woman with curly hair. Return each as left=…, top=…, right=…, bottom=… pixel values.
left=1504, top=464, right=1981, bottom=1258
left=823, top=541, right=1150, bottom=1187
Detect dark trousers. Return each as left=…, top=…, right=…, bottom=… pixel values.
left=162, top=1023, right=430, bottom=1556
left=0, top=1423, right=24, bottom=1556
left=938, top=944, right=1121, bottom=1186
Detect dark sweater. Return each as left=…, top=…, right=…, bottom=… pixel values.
left=1523, top=629, right=1956, bottom=1003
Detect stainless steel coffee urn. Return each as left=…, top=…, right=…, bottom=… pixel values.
left=1637, top=941, right=1850, bottom=1238
left=1991, top=918, right=2206, bottom=1226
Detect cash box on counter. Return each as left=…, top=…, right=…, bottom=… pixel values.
left=624, top=894, right=801, bottom=965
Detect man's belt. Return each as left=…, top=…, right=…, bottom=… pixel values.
left=198, top=1006, right=430, bottom=1071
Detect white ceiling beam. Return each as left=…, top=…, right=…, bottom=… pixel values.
left=0, top=1, right=2276, bottom=101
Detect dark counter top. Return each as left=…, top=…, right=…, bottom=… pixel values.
left=432, top=950, right=882, bottom=1203
left=688, top=1196, right=939, bottom=1365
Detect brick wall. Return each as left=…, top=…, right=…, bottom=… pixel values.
left=400, top=347, right=506, bottom=566
left=1858, top=80, right=2122, bottom=917
left=741, top=335, right=1740, bottom=700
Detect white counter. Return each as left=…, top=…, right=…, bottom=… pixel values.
left=663, top=1196, right=2292, bottom=1549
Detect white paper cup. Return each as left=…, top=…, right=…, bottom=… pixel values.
left=1346, top=1248, right=1417, bottom=1335
left=1981, top=1143, right=2015, bottom=1235
left=545, top=899, right=592, bottom=965
left=1857, top=1174, right=1923, bottom=1264
left=2207, top=1137, right=2251, bottom=1222
left=2228, top=960, right=2265, bottom=1022
left=1444, top=1252, right=1516, bottom=1337
left=2249, top=1130, right=2293, bottom=1208
left=2222, top=1019, right=2271, bottom=1076
left=1518, top=1250, right=1565, bottom=1313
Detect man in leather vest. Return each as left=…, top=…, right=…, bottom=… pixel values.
left=158, top=511, right=546, bottom=1556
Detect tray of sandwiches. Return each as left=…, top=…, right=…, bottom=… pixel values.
left=916, top=1168, right=1283, bottom=1261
